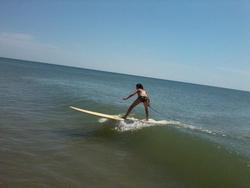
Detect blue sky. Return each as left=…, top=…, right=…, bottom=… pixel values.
left=0, top=0, right=250, bottom=91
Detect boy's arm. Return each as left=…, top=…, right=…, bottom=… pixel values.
left=123, top=90, right=137, bottom=100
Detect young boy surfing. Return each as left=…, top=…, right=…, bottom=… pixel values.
left=122, top=83, right=150, bottom=121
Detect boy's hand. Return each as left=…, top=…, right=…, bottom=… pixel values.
left=123, top=97, right=127, bottom=100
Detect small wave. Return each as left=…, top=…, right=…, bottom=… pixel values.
left=115, top=118, right=177, bottom=132
left=98, top=116, right=226, bottom=137
left=98, top=116, right=181, bottom=132
left=173, top=123, right=227, bottom=137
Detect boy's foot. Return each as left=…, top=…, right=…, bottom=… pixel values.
left=121, top=115, right=127, bottom=119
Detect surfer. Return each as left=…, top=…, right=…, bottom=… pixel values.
left=122, top=83, right=150, bottom=121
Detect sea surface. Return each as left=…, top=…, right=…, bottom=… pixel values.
left=0, top=57, right=250, bottom=188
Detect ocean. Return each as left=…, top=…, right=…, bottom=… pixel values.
left=0, top=57, right=250, bottom=188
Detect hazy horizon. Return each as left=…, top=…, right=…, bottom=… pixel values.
left=2, top=56, right=249, bottom=93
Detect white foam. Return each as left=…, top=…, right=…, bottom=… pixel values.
left=174, top=123, right=224, bottom=136
left=97, top=116, right=223, bottom=136
left=97, top=115, right=179, bottom=131
left=115, top=118, right=181, bottom=132
left=98, top=118, right=108, bottom=123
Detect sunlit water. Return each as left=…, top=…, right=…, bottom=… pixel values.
left=1, top=57, right=250, bottom=188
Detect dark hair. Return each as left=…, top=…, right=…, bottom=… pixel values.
left=136, top=83, right=144, bottom=89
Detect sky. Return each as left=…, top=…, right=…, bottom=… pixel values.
left=0, top=0, right=250, bottom=91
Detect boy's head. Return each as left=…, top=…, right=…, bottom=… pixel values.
left=136, top=83, right=144, bottom=89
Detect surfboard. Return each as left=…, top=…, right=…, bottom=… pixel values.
left=70, top=106, right=124, bottom=121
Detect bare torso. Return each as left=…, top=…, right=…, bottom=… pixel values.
left=137, top=89, right=148, bottom=97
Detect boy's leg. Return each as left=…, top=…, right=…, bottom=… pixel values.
left=143, top=102, right=149, bottom=121
left=123, top=98, right=141, bottom=119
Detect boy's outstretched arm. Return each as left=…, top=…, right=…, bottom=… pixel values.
left=123, top=90, right=137, bottom=100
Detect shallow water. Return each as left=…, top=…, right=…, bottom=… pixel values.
left=1, top=57, right=250, bottom=188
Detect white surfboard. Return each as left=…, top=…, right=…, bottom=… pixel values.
left=70, top=106, right=124, bottom=121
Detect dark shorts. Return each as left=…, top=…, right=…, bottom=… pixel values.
left=138, top=96, right=148, bottom=103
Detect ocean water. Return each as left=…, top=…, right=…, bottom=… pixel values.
left=0, top=57, right=250, bottom=188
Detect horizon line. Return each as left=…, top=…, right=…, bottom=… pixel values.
left=1, top=56, right=249, bottom=93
